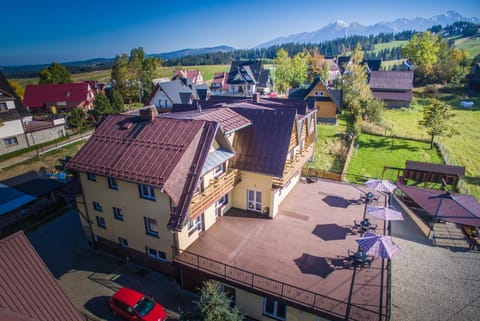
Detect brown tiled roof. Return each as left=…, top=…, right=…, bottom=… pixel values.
left=0, top=231, right=84, bottom=321
left=397, top=184, right=480, bottom=227
left=369, top=71, right=414, bottom=91
left=372, top=90, right=412, bottom=102
left=66, top=114, right=215, bottom=205
left=162, top=107, right=251, bottom=134
left=405, top=160, right=465, bottom=176
left=229, top=108, right=296, bottom=177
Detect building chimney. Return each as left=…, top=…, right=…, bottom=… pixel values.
left=253, top=93, right=261, bottom=103
left=193, top=99, right=202, bottom=112
left=139, top=106, right=157, bottom=121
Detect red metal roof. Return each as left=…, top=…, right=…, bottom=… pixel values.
left=405, top=160, right=465, bottom=176
left=23, top=82, right=93, bottom=109
left=163, top=107, right=251, bottom=134
left=0, top=231, right=84, bottom=321
left=397, top=184, right=480, bottom=227
left=67, top=114, right=215, bottom=205
left=369, top=71, right=414, bottom=90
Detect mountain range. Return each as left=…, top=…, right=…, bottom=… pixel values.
left=256, top=10, right=480, bottom=48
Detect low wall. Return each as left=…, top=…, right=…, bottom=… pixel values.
left=393, top=194, right=432, bottom=238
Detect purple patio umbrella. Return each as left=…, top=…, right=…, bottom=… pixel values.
left=356, top=232, right=400, bottom=259
left=366, top=205, right=404, bottom=221
left=365, top=179, right=397, bottom=193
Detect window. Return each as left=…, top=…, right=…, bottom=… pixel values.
left=213, top=163, right=225, bottom=177
left=0, top=102, right=8, bottom=112
left=264, top=298, right=287, bottom=321
left=247, top=190, right=262, bottom=212
left=108, top=177, right=118, bottom=190
left=222, top=285, right=236, bottom=307
left=314, top=91, right=324, bottom=96
left=188, top=214, right=204, bottom=235
left=195, top=178, right=204, bottom=194
left=96, top=216, right=106, bottom=229
left=87, top=173, right=96, bottom=181
left=93, top=201, right=103, bottom=212
left=119, top=237, right=128, bottom=248
left=4, top=137, right=18, bottom=147
left=139, top=184, right=155, bottom=200
left=215, top=194, right=228, bottom=217
left=146, top=246, right=166, bottom=261
left=113, top=207, right=123, bottom=221
left=144, top=217, right=159, bottom=237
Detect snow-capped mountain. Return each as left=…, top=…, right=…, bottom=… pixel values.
left=256, top=11, right=479, bottom=48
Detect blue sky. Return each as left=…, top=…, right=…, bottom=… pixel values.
left=1, top=0, right=479, bottom=66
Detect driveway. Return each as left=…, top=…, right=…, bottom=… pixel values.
left=27, top=207, right=196, bottom=321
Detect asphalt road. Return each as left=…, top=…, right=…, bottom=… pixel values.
left=27, top=207, right=196, bottom=321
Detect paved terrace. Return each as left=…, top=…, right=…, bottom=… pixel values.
left=176, top=179, right=390, bottom=321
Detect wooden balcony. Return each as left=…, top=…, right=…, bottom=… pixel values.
left=272, top=140, right=314, bottom=188
left=189, top=169, right=241, bottom=218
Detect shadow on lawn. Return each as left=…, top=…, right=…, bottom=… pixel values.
left=358, top=138, right=422, bottom=152
left=462, top=176, right=480, bottom=186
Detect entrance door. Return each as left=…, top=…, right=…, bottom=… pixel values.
left=247, top=190, right=262, bottom=212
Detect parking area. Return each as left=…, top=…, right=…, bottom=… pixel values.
left=27, top=207, right=196, bottom=321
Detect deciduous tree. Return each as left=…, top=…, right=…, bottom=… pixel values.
left=342, top=44, right=372, bottom=120
left=8, top=80, right=24, bottom=99
left=67, top=108, right=86, bottom=132
left=274, top=48, right=291, bottom=94
left=110, top=89, right=125, bottom=113
left=419, top=98, right=456, bottom=148
left=39, top=62, right=72, bottom=84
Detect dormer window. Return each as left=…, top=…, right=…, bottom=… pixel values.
left=213, top=163, right=226, bottom=178
left=66, top=91, right=71, bottom=97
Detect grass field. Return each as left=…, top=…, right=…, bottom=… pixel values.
left=456, top=37, right=480, bottom=58
left=365, top=85, right=480, bottom=199
left=373, top=40, right=407, bottom=52
left=310, top=114, right=350, bottom=172
left=346, top=133, right=443, bottom=184
left=12, top=64, right=231, bottom=87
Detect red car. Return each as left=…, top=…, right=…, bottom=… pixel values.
left=109, top=287, right=167, bottom=321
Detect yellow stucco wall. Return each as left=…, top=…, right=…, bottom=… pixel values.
left=232, top=171, right=273, bottom=216
left=79, top=172, right=175, bottom=260
left=230, top=285, right=325, bottom=321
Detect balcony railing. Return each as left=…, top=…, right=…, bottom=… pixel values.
left=174, top=249, right=389, bottom=321
left=189, top=169, right=241, bottom=218
left=272, top=140, right=314, bottom=187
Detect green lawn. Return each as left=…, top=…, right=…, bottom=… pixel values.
left=367, top=87, right=480, bottom=199
left=346, top=133, right=443, bottom=184
left=310, top=113, right=351, bottom=172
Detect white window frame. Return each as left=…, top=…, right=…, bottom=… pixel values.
left=119, top=237, right=128, bottom=248
left=144, top=217, right=159, bottom=237
left=215, top=194, right=228, bottom=217
left=263, top=297, right=287, bottom=321
left=108, top=177, right=118, bottom=190
left=4, top=137, right=18, bottom=147
left=213, top=163, right=225, bottom=178
left=113, top=207, right=123, bottom=221
left=247, top=190, right=262, bottom=212
left=146, top=246, right=167, bottom=261
left=93, top=201, right=103, bottom=212
left=188, top=214, right=204, bottom=234
left=139, top=184, right=155, bottom=200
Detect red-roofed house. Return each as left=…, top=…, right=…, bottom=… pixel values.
left=369, top=71, right=414, bottom=108
left=210, top=72, right=229, bottom=95
left=172, top=69, right=204, bottom=85
left=67, top=102, right=318, bottom=319
left=23, top=82, right=95, bottom=113
left=0, top=231, right=84, bottom=321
